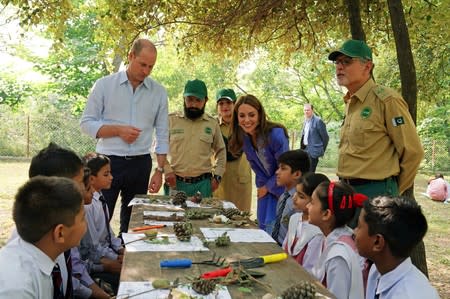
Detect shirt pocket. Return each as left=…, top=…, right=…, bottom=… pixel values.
left=199, top=134, right=214, bottom=156
left=170, top=133, right=185, bottom=154
left=347, top=120, right=376, bottom=153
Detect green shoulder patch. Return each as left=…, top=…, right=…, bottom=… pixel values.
left=204, top=127, right=212, bottom=134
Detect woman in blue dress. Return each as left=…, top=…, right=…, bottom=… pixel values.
left=229, top=94, right=289, bottom=233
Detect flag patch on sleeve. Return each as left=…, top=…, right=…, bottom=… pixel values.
left=392, top=116, right=405, bottom=127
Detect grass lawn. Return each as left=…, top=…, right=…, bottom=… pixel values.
left=1, top=160, right=449, bottom=297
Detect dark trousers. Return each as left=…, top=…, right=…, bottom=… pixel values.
left=309, top=157, right=319, bottom=173
left=103, top=155, right=152, bottom=233
left=345, top=176, right=399, bottom=228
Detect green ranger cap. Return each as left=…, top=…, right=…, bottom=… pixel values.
left=183, top=79, right=207, bottom=100
left=215, top=88, right=237, bottom=102
left=328, top=39, right=373, bottom=61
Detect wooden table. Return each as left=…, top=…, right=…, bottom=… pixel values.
left=119, top=204, right=335, bottom=298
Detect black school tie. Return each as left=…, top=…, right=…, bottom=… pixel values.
left=99, top=195, right=113, bottom=248
left=52, top=263, right=64, bottom=299
left=272, top=191, right=290, bottom=242
left=63, top=250, right=73, bottom=298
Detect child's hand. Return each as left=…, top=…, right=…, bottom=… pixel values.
left=100, top=257, right=122, bottom=274
left=117, top=254, right=124, bottom=263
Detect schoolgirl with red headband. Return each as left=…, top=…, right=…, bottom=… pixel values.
left=308, top=181, right=367, bottom=299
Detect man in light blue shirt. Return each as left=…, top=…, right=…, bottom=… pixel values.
left=300, top=103, right=329, bottom=172
left=80, top=38, right=169, bottom=233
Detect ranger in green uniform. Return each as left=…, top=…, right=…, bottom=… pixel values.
left=328, top=39, right=424, bottom=227
left=213, top=88, right=252, bottom=212
left=163, top=79, right=226, bottom=197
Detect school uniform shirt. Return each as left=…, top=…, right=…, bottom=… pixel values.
left=426, top=178, right=448, bottom=201
left=366, top=257, right=440, bottom=299
left=337, top=79, right=424, bottom=194
left=274, top=187, right=296, bottom=244
left=243, top=127, right=289, bottom=232
left=71, top=247, right=95, bottom=298
left=0, top=237, right=56, bottom=298
left=283, top=212, right=324, bottom=274
left=165, top=111, right=226, bottom=178
left=312, top=226, right=364, bottom=299
left=6, top=228, right=70, bottom=296
left=80, top=191, right=122, bottom=264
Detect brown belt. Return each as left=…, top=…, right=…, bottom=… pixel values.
left=176, top=173, right=212, bottom=184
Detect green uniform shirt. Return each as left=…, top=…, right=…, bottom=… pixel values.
left=165, top=111, right=226, bottom=178
left=337, top=79, right=424, bottom=194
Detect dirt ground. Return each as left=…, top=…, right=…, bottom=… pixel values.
left=0, top=161, right=449, bottom=298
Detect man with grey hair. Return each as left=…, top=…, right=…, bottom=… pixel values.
left=81, top=38, right=169, bottom=233
left=328, top=39, right=423, bottom=227
left=300, top=103, right=329, bottom=172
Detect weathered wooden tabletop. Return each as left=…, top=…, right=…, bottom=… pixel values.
left=119, top=203, right=335, bottom=298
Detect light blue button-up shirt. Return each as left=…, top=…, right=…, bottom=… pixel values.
left=80, top=71, right=169, bottom=156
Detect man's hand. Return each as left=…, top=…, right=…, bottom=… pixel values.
left=257, top=186, right=268, bottom=199
left=118, top=126, right=142, bottom=144
left=148, top=171, right=163, bottom=193
left=211, top=178, right=220, bottom=192
left=164, top=172, right=176, bottom=189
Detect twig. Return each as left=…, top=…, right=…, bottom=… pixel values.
left=123, top=236, right=147, bottom=246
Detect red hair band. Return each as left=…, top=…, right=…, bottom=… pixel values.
left=327, top=182, right=335, bottom=214
left=327, top=181, right=368, bottom=214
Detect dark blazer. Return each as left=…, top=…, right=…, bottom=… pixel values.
left=301, top=114, right=329, bottom=159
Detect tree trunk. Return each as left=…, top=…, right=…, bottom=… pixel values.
left=345, top=0, right=366, bottom=40
left=387, top=0, right=428, bottom=278
left=386, top=0, right=418, bottom=122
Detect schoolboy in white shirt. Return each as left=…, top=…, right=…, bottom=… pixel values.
left=0, top=176, right=86, bottom=298
left=354, top=196, right=440, bottom=299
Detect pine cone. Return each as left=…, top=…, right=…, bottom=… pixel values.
left=215, top=232, right=231, bottom=247
left=192, top=278, right=216, bottom=295
left=173, top=221, right=193, bottom=241
left=221, top=208, right=241, bottom=219
left=281, top=281, right=316, bottom=299
left=172, top=191, right=188, bottom=207
left=185, top=209, right=211, bottom=220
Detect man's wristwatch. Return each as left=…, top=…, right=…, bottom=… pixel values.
left=155, top=166, right=164, bottom=173
left=213, top=175, right=222, bottom=183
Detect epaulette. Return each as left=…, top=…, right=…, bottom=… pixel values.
left=373, top=85, right=399, bottom=101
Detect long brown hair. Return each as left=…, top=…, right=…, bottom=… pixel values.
left=228, top=94, right=288, bottom=156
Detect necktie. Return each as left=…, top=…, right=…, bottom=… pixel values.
left=100, top=195, right=114, bottom=249
left=51, top=263, right=64, bottom=299
left=63, top=250, right=73, bottom=298
left=272, top=192, right=290, bottom=242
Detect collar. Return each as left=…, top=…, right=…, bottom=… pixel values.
left=325, top=226, right=353, bottom=248
left=182, top=112, right=210, bottom=121
left=343, top=78, right=376, bottom=103
left=18, top=237, right=56, bottom=276
left=375, top=257, right=412, bottom=295
left=218, top=117, right=231, bottom=126
left=119, top=71, right=151, bottom=89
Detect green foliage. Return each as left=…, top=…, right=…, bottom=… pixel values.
left=0, top=74, right=32, bottom=109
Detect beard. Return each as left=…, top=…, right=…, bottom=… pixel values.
left=184, top=103, right=205, bottom=120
